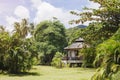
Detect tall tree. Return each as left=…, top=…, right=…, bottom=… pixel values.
left=13, top=19, right=30, bottom=38
left=0, top=26, right=10, bottom=72
left=34, top=20, right=67, bottom=64
left=92, top=28, right=120, bottom=80
left=70, top=0, right=120, bottom=42
left=70, top=0, right=120, bottom=79
left=66, top=26, right=84, bottom=45
left=0, top=19, right=38, bottom=73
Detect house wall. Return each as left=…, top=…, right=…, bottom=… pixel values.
left=68, top=50, right=78, bottom=58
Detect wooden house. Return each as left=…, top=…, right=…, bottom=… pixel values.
left=62, top=38, right=86, bottom=66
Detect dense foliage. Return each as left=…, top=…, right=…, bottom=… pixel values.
left=80, top=47, right=96, bottom=68
left=0, top=19, right=38, bottom=73
left=51, top=52, right=63, bottom=68
left=66, top=25, right=85, bottom=45
left=34, top=20, right=67, bottom=65
left=92, top=28, right=120, bottom=80
left=0, top=1, right=119, bottom=79
left=70, top=0, right=120, bottom=79
left=70, top=0, right=120, bottom=45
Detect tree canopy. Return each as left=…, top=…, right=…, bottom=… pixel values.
left=70, top=0, right=120, bottom=44
left=70, top=0, right=120, bottom=79
left=0, top=19, right=38, bottom=73
left=34, top=20, right=67, bottom=64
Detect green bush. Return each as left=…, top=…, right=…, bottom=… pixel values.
left=80, top=47, right=96, bottom=68
left=0, top=19, right=39, bottom=74
left=51, top=52, right=63, bottom=68
left=91, top=28, right=120, bottom=80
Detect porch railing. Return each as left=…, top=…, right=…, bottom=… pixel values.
left=62, top=56, right=83, bottom=61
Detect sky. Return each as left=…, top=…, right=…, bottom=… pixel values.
left=0, top=0, right=99, bottom=31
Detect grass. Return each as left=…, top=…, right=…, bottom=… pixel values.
left=0, top=65, right=95, bottom=80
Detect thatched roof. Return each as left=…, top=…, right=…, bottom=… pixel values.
left=75, top=38, right=84, bottom=42
left=64, top=38, right=85, bottom=50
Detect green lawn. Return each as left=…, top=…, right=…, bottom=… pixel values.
left=0, top=66, right=95, bottom=80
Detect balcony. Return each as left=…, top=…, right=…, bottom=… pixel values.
left=61, top=56, right=83, bottom=64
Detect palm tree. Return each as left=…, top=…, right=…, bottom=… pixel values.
left=91, top=28, right=120, bottom=80
left=0, top=26, right=10, bottom=72
left=13, top=19, right=29, bottom=38
left=6, top=19, right=34, bottom=73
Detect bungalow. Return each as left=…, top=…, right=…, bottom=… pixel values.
left=62, top=38, right=86, bottom=66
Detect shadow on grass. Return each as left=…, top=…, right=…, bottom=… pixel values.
left=9, top=72, right=42, bottom=77
left=0, top=71, right=42, bottom=77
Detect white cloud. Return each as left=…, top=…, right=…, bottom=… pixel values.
left=5, top=16, right=20, bottom=31
left=5, top=5, right=30, bottom=32
left=6, top=16, right=18, bottom=25
left=5, top=4, right=31, bottom=36
left=34, top=2, right=63, bottom=23
left=5, top=0, right=99, bottom=31
left=30, top=0, right=80, bottom=28
left=14, top=5, right=30, bottom=19
left=86, top=0, right=100, bottom=9
left=30, top=0, right=42, bottom=9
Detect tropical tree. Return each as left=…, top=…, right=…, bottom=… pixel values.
left=70, top=0, right=120, bottom=79
left=80, top=47, right=96, bottom=68
left=34, top=20, right=67, bottom=65
left=66, top=26, right=84, bottom=45
left=0, top=26, right=10, bottom=72
left=13, top=19, right=30, bottom=38
left=70, top=0, right=120, bottom=45
left=51, top=52, right=63, bottom=68
left=91, top=28, right=120, bottom=80
left=0, top=19, right=38, bottom=73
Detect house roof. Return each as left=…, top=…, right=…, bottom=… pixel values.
left=64, top=38, right=85, bottom=50
left=64, top=42, right=84, bottom=50
left=75, top=38, right=84, bottom=42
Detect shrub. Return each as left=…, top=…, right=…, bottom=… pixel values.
left=51, top=52, right=63, bottom=68
left=80, top=47, right=96, bottom=68
left=91, top=28, right=120, bottom=80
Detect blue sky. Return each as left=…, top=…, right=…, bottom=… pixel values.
left=44, top=0, right=88, bottom=10
left=0, top=0, right=99, bottom=31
